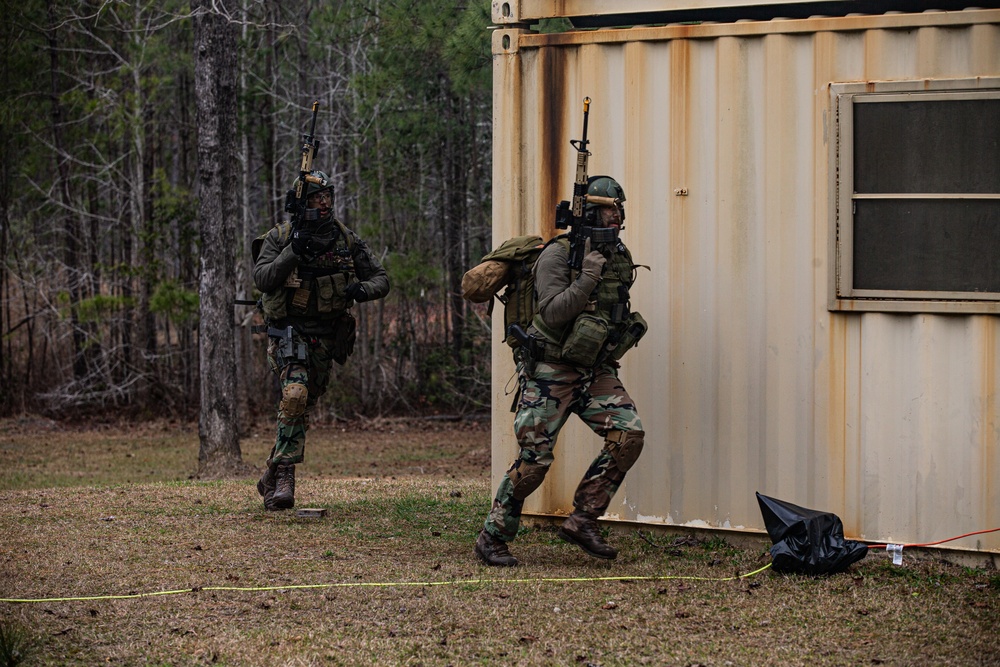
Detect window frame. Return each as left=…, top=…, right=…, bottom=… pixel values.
left=829, top=78, right=1000, bottom=314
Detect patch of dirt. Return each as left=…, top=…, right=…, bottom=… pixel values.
left=1, top=476, right=998, bottom=666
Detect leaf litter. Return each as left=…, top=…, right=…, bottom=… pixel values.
left=0, top=417, right=997, bottom=666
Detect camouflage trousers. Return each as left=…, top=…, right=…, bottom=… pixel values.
left=266, top=330, right=338, bottom=465
left=484, top=360, right=643, bottom=541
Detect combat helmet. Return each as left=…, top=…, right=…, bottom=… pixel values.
left=292, top=169, right=332, bottom=197
left=285, top=170, right=334, bottom=222
left=584, top=175, right=626, bottom=224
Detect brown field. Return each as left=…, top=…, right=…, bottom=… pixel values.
left=0, top=415, right=998, bottom=666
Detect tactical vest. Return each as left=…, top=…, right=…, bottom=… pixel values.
left=532, top=236, right=645, bottom=366
left=258, top=220, right=358, bottom=322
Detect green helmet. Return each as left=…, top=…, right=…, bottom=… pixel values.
left=285, top=170, right=334, bottom=222
left=585, top=175, right=626, bottom=224
left=586, top=175, right=625, bottom=204
left=293, top=170, right=332, bottom=197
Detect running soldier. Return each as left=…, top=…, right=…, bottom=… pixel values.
left=253, top=170, right=390, bottom=510
left=475, top=175, right=648, bottom=566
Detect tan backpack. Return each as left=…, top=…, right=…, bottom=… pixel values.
left=462, top=235, right=548, bottom=349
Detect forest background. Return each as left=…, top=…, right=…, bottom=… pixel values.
left=0, top=1, right=537, bottom=432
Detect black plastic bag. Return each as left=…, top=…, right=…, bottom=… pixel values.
left=756, top=492, right=868, bottom=575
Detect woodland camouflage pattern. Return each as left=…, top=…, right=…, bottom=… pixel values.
left=253, top=211, right=389, bottom=479
left=480, top=189, right=647, bottom=561
left=265, top=332, right=339, bottom=464
left=484, top=360, right=643, bottom=541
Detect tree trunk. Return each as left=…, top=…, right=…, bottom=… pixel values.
left=46, top=0, right=88, bottom=381
left=234, top=0, right=253, bottom=433
left=444, top=92, right=465, bottom=359
left=0, top=168, right=8, bottom=409
left=194, top=0, right=243, bottom=477
left=132, top=19, right=155, bottom=400
left=177, top=66, right=197, bottom=417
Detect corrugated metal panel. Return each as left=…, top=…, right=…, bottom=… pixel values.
left=497, top=0, right=812, bottom=22
left=490, top=9, right=1000, bottom=554
left=492, top=0, right=993, bottom=26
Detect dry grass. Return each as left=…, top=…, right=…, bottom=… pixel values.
left=1, top=416, right=998, bottom=666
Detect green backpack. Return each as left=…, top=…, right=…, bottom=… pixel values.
left=462, top=234, right=548, bottom=349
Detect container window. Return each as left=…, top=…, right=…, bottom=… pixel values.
left=831, top=83, right=1000, bottom=313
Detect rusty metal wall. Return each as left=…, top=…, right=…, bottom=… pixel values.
left=490, top=9, right=1000, bottom=554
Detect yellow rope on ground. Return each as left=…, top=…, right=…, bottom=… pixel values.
left=0, top=563, right=773, bottom=604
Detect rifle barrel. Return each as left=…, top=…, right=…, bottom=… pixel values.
left=571, top=96, right=592, bottom=219
left=308, top=100, right=319, bottom=136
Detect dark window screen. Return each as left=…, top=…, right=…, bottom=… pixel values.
left=848, top=95, right=1000, bottom=296
left=853, top=200, right=1000, bottom=292
left=853, top=98, right=1000, bottom=194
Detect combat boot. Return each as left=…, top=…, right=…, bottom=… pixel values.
left=474, top=529, right=519, bottom=567
left=558, top=510, right=618, bottom=560
left=272, top=464, right=296, bottom=510
left=256, top=464, right=280, bottom=511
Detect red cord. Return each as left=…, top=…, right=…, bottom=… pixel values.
left=867, top=526, right=1000, bottom=549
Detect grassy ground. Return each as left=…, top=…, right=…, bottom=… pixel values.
left=0, top=415, right=998, bottom=666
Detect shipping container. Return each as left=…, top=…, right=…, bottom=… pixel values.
left=489, top=2, right=1000, bottom=560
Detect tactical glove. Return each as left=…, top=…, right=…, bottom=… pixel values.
left=346, top=282, right=368, bottom=302
left=291, top=229, right=315, bottom=257
left=581, top=250, right=607, bottom=281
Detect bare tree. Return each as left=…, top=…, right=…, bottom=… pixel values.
left=0, top=0, right=494, bottom=420
left=194, top=0, right=243, bottom=476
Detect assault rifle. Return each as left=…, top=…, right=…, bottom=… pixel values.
left=284, top=100, right=326, bottom=231
left=553, top=97, right=620, bottom=271
left=234, top=102, right=325, bottom=314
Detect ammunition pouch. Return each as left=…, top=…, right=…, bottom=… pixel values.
left=610, top=311, right=648, bottom=361
left=560, top=314, right=609, bottom=367
left=315, top=273, right=351, bottom=313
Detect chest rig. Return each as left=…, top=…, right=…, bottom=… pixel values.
left=531, top=236, right=644, bottom=368
left=260, top=220, right=358, bottom=322
left=582, top=238, right=635, bottom=326
left=541, top=236, right=635, bottom=335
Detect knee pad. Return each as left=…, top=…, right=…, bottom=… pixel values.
left=605, top=430, right=645, bottom=472
left=507, top=459, right=549, bottom=500
left=280, top=382, right=308, bottom=417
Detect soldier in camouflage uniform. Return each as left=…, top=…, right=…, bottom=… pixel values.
left=253, top=170, right=390, bottom=510
left=476, top=175, right=647, bottom=566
